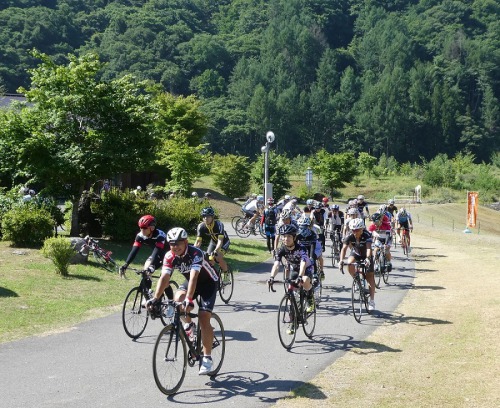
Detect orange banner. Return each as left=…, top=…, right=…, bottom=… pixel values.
left=467, top=191, right=479, bottom=228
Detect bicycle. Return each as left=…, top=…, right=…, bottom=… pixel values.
left=234, top=214, right=266, bottom=238
left=152, top=299, right=226, bottom=395
left=79, top=235, right=117, bottom=272
left=329, top=228, right=342, bottom=268
left=121, top=268, right=179, bottom=339
left=341, top=261, right=373, bottom=323
left=208, top=253, right=234, bottom=304
left=373, top=238, right=390, bottom=287
left=400, top=227, right=411, bottom=257
left=269, top=277, right=316, bottom=350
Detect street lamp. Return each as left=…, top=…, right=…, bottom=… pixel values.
left=305, top=167, right=313, bottom=195
left=261, top=131, right=275, bottom=202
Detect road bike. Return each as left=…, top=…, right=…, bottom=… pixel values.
left=234, top=214, right=266, bottom=238
left=329, top=228, right=342, bottom=268
left=121, top=268, right=179, bottom=339
left=400, top=227, right=412, bottom=257
left=341, top=262, right=373, bottom=323
left=208, top=253, right=234, bottom=304
left=79, top=235, right=117, bottom=272
left=269, top=278, right=316, bottom=350
left=152, top=299, right=226, bottom=395
left=373, top=234, right=391, bottom=287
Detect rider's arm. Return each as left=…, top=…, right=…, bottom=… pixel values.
left=124, top=243, right=140, bottom=266
left=193, top=236, right=203, bottom=248
left=153, top=271, right=171, bottom=300
left=269, top=259, right=280, bottom=279
left=299, top=259, right=307, bottom=277
left=185, top=268, right=199, bottom=302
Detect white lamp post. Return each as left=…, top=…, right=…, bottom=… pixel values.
left=306, top=167, right=313, bottom=195
left=261, top=131, right=275, bottom=202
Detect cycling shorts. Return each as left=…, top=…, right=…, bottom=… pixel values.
left=207, top=240, right=230, bottom=255
left=178, top=279, right=217, bottom=312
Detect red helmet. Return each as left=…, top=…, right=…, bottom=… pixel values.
left=322, top=197, right=329, bottom=203
left=138, top=215, right=156, bottom=228
left=267, top=197, right=274, bottom=204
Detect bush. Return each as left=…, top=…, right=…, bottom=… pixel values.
left=2, top=206, right=54, bottom=247
left=212, top=154, right=251, bottom=198
left=41, top=237, right=76, bottom=276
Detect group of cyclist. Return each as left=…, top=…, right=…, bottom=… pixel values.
left=119, top=205, right=231, bottom=376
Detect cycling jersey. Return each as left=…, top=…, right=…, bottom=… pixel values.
left=262, top=206, right=278, bottom=226
left=311, top=207, right=326, bottom=227
left=196, top=220, right=230, bottom=245
left=124, top=228, right=168, bottom=268
left=342, top=229, right=372, bottom=259
left=243, top=199, right=263, bottom=213
left=162, top=245, right=218, bottom=284
left=387, top=204, right=398, bottom=216
left=276, top=243, right=313, bottom=273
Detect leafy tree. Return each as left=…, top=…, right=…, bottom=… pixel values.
left=212, top=154, right=251, bottom=198
left=12, top=51, right=155, bottom=236
left=309, top=150, right=358, bottom=196
left=250, top=151, right=292, bottom=200
left=357, top=152, right=377, bottom=178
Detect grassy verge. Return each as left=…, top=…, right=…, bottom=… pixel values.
left=0, top=237, right=267, bottom=344
left=274, top=203, right=500, bottom=407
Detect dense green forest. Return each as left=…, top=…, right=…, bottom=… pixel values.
left=0, top=0, right=499, bottom=162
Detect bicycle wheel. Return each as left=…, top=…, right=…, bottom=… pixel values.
left=235, top=219, right=251, bottom=238
left=231, top=215, right=242, bottom=230
left=122, top=287, right=148, bottom=339
left=93, top=250, right=117, bottom=272
left=198, top=313, right=225, bottom=376
left=160, top=281, right=179, bottom=326
left=153, top=324, right=187, bottom=395
left=382, top=259, right=390, bottom=285
left=277, top=294, right=297, bottom=350
left=330, top=243, right=336, bottom=268
left=351, top=278, right=363, bottom=323
left=405, top=233, right=411, bottom=256
left=218, top=266, right=234, bottom=304
left=402, top=233, right=408, bottom=256
left=373, top=253, right=382, bottom=289
left=301, top=293, right=316, bottom=338
left=313, top=275, right=322, bottom=306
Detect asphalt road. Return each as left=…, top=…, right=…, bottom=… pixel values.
left=0, top=230, right=415, bottom=407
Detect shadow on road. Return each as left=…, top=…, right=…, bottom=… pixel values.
left=377, top=311, right=452, bottom=326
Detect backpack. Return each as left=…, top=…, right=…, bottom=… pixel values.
left=264, top=208, right=277, bottom=225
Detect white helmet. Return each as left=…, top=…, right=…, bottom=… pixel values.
left=280, top=209, right=292, bottom=219
left=284, top=195, right=291, bottom=200
left=167, top=227, right=188, bottom=242
left=136, top=186, right=142, bottom=191
left=191, top=191, right=198, bottom=197
left=388, top=199, right=395, bottom=205
left=347, top=208, right=358, bottom=216
left=298, top=216, right=311, bottom=227
left=357, top=194, right=365, bottom=201
left=349, top=218, right=365, bottom=230
left=306, top=199, right=314, bottom=205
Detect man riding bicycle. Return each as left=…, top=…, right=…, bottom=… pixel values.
left=147, top=227, right=219, bottom=375
left=397, top=208, right=413, bottom=250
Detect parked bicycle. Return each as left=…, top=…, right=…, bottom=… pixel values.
left=341, top=262, right=373, bottom=323
left=79, top=235, right=117, bottom=272
left=152, top=299, right=226, bottom=395
left=121, top=267, right=178, bottom=339
left=269, top=278, right=316, bottom=350
left=208, top=253, right=234, bottom=304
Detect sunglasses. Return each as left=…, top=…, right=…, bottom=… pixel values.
left=169, top=241, right=183, bottom=247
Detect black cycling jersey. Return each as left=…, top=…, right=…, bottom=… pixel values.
left=342, top=230, right=372, bottom=258
left=196, top=220, right=230, bottom=245
left=263, top=206, right=278, bottom=225
left=162, top=245, right=218, bottom=284
left=387, top=204, right=398, bottom=216
left=124, top=228, right=169, bottom=268
left=297, top=228, right=318, bottom=248
left=311, top=208, right=326, bottom=226
left=276, top=243, right=312, bottom=270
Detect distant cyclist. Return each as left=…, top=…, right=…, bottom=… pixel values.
left=396, top=208, right=413, bottom=250
left=261, top=197, right=278, bottom=254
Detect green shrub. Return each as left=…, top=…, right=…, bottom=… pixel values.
left=2, top=206, right=54, bottom=247
left=212, top=154, right=251, bottom=198
left=41, top=237, right=76, bottom=276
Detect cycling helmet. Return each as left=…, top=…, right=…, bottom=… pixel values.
left=357, top=194, right=365, bottom=201
left=267, top=197, right=274, bottom=204
left=388, top=199, right=395, bottom=205
left=379, top=204, right=387, bottom=213
left=371, top=213, right=383, bottom=224
left=306, top=199, right=314, bottom=205
left=204, top=192, right=212, bottom=198
left=279, top=224, right=298, bottom=236
left=257, top=195, right=264, bottom=202
left=400, top=208, right=407, bottom=216
left=297, top=216, right=311, bottom=227
left=201, top=207, right=215, bottom=217
left=167, top=227, right=188, bottom=242
left=138, top=215, right=156, bottom=228
left=250, top=193, right=257, bottom=198
left=136, top=186, right=142, bottom=191
left=322, top=197, right=329, bottom=203
left=284, top=195, right=291, bottom=200
left=314, top=202, right=322, bottom=209
left=280, top=209, right=292, bottom=219
left=191, top=191, right=198, bottom=197
left=347, top=208, right=358, bottom=216
left=349, top=218, right=365, bottom=230
left=332, top=204, right=340, bottom=211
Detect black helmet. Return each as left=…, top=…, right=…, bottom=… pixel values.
left=201, top=207, right=215, bottom=217
left=279, top=224, right=298, bottom=236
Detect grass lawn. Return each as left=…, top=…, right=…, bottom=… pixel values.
left=0, top=237, right=268, bottom=344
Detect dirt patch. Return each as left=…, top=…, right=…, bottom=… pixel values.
left=274, top=205, right=500, bottom=407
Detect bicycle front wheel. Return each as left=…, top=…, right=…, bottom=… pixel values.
left=93, top=250, right=117, bottom=272
left=218, top=266, right=234, bottom=304
left=330, top=244, right=336, bottom=268
left=235, top=219, right=251, bottom=238
left=231, top=215, right=242, bottom=230
left=277, top=294, right=297, bottom=350
left=351, top=278, right=363, bottom=323
left=198, top=313, right=226, bottom=376
left=153, top=324, right=187, bottom=395
left=122, top=287, right=148, bottom=339
left=374, top=253, right=382, bottom=289
left=301, top=294, right=316, bottom=338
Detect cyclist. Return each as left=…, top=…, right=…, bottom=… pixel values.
left=357, top=194, right=370, bottom=218
left=147, top=227, right=219, bottom=375
left=260, top=197, right=278, bottom=253
left=387, top=199, right=398, bottom=217
left=328, top=204, right=344, bottom=243
left=396, top=207, right=413, bottom=250
left=267, top=224, right=315, bottom=318
left=120, top=215, right=168, bottom=277
left=275, top=195, right=291, bottom=213
left=296, top=216, right=323, bottom=281
left=274, top=209, right=298, bottom=253
left=339, top=218, right=376, bottom=311
left=343, top=207, right=359, bottom=237
left=282, top=197, right=302, bottom=218
left=311, top=201, right=327, bottom=252
left=368, top=211, right=393, bottom=272
left=242, top=194, right=264, bottom=234
left=194, top=207, right=230, bottom=274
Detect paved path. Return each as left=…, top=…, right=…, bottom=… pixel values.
left=0, top=231, right=414, bottom=407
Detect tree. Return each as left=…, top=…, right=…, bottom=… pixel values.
left=357, top=152, right=377, bottom=178
left=212, top=154, right=251, bottom=198
left=14, top=51, right=155, bottom=236
left=309, top=150, right=358, bottom=196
